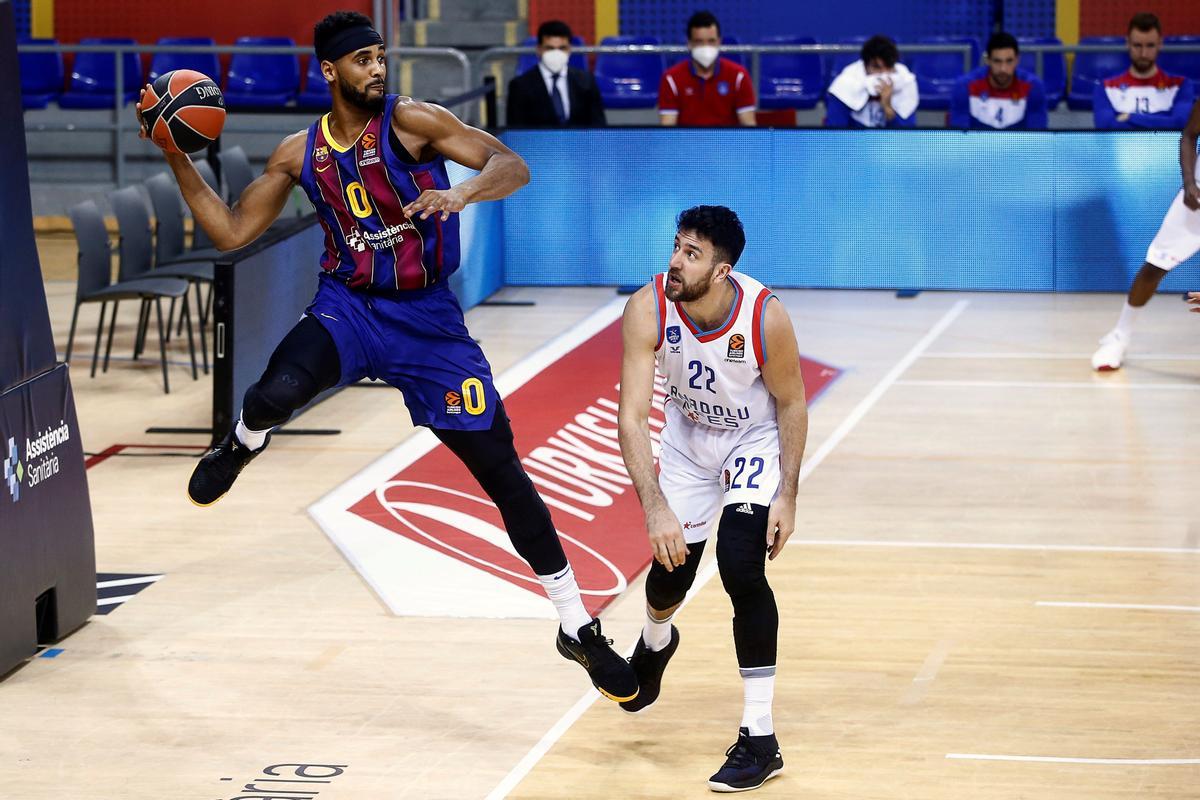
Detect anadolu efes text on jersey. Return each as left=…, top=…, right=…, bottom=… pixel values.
left=298, top=94, right=460, bottom=292
left=652, top=270, right=777, bottom=430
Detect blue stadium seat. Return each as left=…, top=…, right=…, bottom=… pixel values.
left=758, top=35, right=823, bottom=110
left=148, top=37, right=221, bottom=84
left=295, top=57, right=330, bottom=110
left=17, top=37, right=64, bottom=109
left=224, top=36, right=299, bottom=109
left=1160, top=36, right=1200, bottom=85
left=515, top=36, right=587, bottom=76
left=58, top=37, right=141, bottom=109
left=595, top=35, right=663, bottom=109
left=1067, top=36, right=1127, bottom=110
left=1018, top=36, right=1066, bottom=109
left=908, top=36, right=980, bottom=111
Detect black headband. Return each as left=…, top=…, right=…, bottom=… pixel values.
left=317, top=24, right=384, bottom=63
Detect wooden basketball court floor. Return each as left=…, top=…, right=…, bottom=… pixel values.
left=3, top=252, right=1198, bottom=799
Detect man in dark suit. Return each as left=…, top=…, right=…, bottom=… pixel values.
left=506, top=20, right=607, bottom=127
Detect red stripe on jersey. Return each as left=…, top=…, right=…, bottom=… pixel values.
left=967, top=76, right=1032, bottom=100
left=750, top=288, right=773, bottom=367
left=312, top=127, right=374, bottom=288
left=1103, top=69, right=1185, bottom=90
left=653, top=273, right=667, bottom=350
left=678, top=276, right=744, bottom=342
left=411, top=169, right=444, bottom=279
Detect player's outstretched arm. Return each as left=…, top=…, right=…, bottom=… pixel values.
left=618, top=284, right=688, bottom=571
left=760, top=298, right=808, bottom=561
left=137, top=85, right=303, bottom=251
left=1181, top=99, right=1200, bottom=211
left=394, top=101, right=529, bottom=220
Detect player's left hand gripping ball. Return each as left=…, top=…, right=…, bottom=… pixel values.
left=137, top=69, right=226, bottom=154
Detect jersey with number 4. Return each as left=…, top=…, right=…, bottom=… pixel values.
left=652, top=270, right=777, bottom=431
left=298, top=94, right=460, bottom=293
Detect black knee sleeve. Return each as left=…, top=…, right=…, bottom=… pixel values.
left=242, top=315, right=341, bottom=431
left=716, top=503, right=778, bottom=668
left=242, top=365, right=322, bottom=430
left=436, top=410, right=567, bottom=576
left=645, top=539, right=707, bottom=611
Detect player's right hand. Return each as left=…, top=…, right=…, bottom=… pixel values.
left=1184, top=183, right=1200, bottom=212
left=645, top=505, right=688, bottom=572
left=1187, top=292, right=1200, bottom=312
left=135, top=85, right=150, bottom=140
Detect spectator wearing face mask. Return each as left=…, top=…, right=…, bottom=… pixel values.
left=826, top=35, right=919, bottom=128
left=507, top=19, right=607, bottom=127
left=658, top=10, right=756, bottom=127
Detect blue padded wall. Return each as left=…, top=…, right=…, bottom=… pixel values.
left=12, top=0, right=29, bottom=37
left=618, top=1, right=996, bottom=43
left=1003, top=0, right=1057, bottom=38
left=499, top=129, right=1200, bottom=293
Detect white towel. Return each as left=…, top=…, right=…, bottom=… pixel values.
left=828, top=59, right=920, bottom=120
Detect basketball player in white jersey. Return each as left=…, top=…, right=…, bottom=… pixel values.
left=617, top=206, right=808, bottom=792
left=1092, top=97, right=1200, bottom=370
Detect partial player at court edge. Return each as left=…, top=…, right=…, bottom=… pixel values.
left=133, top=11, right=637, bottom=702
left=1092, top=97, right=1200, bottom=371
left=617, top=206, right=809, bottom=793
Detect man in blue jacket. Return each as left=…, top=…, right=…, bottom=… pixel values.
left=951, top=32, right=1048, bottom=129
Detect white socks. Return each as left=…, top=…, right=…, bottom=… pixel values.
left=740, top=667, right=776, bottom=737
left=1115, top=301, right=1141, bottom=339
left=642, top=607, right=675, bottom=651
left=234, top=413, right=270, bottom=451
left=538, top=564, right=592, bottom=641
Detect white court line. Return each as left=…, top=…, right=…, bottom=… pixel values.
left=95, top=594, right=137, bottom=606
left=947, top=753, right=1200, bottom=766
left=1036, top=601, right=1200, bottom=612
left=792, top=539, right=1200, bottom=555
left=924, top=352, right=1200, bottom=361
left=95, top=575, right=163, bottom=590
left=486, top=300, right=971, bottom=799
left=896, top=379, right=1200, bottom=391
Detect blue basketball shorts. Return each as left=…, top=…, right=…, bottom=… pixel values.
left=306, top=273, right=499, bottom=430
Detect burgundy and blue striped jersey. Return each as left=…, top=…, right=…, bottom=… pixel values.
left=298, top=94, right=460, bottom=292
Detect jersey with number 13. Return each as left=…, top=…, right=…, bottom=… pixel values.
left=298, top=94, right=460, bottom=293
left=652, top=270, right=778, bottom=431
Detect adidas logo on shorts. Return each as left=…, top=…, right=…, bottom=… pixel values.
left=735, top=503, right=754, bottom=515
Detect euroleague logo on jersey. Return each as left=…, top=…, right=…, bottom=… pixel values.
left=726, top=333, right=745, bottom=361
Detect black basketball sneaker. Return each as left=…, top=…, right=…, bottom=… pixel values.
left=187, top=431, right=270, bottom=506
left=707, top=728, right=784, bottom=793
left=555, top=618, right=639, bottom=703
left=620, top=624, right=679, bottom=713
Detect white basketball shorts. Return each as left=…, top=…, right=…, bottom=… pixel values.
left=657, top=404, right=781, bottom=545
left=1146, top=187, right=1200, bottom=271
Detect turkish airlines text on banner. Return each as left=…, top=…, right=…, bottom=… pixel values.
left=310, top=298, right=841, bottom=619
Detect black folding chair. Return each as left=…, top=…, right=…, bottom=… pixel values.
left=65, top=200, right=196, bottom=393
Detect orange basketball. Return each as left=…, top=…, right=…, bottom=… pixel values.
left=140, top=69, right=226, bottom=154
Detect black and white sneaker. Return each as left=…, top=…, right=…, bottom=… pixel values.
left=187, top=431, right=270, bottom=506
left=620, top=625, right=679, bottom=713
left=707, top=728, right=784, bottom=793
left=555, top=618, right=639, bottom=703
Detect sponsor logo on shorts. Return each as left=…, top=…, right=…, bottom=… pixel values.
left=727, top=333, right=745, bottom=361
left=444, top=391, right=463, bottom=414
left=736, top=503, right=754, bottom=515
left=666, top=326, right=682, bottom=345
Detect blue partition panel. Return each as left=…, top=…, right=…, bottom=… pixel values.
left=500, top=129, right=1200, bottom=292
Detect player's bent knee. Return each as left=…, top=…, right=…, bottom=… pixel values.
left=242, top=365, right=322, bottom=430
left=716, top=503, right=771, bottom=599
left=645, top=540, right=706, bottom=611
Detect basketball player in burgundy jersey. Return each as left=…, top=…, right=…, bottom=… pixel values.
left=135, top=11, right=636, bottom=702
